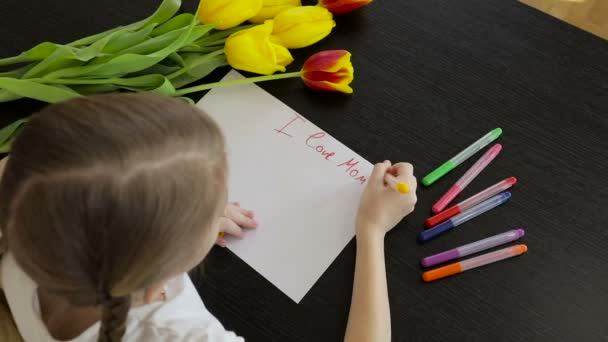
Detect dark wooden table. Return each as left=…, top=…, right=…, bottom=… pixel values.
left=2, top=0, right=607, bottom=341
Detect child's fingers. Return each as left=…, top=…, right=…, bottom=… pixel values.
left=235, top=211, right=258, bottom=229
left=370, top=160, right=392, bottom=182
left=242, top=208, right=255, bottom=219
left=219, top=217, right=245, bottom=238
left=215, top=238, right=227, bottom=248
left=226, top=205, right=257, bottom=229
left=390, top=163, right=414, bottom=181
left=237, top=206, right=255, bottom=219
left=409, top=174, right=418, bottom=191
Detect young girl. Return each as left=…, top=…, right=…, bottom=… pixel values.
left=0, top=93, right=417, bottom=342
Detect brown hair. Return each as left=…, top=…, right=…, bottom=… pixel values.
left=0, top=93, right=227, bottom=341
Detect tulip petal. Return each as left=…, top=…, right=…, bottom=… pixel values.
left=224, top=21, right=293, bottom=75
left=302, top=50, right=350, bottom=73
left=302, top=69, right=353, bottom=84
left=319, top=0, right=372, bottom=14
left=274, top=44, right=295, bottom=67
left=303, top=79, right=353, bottom=94
left=272, top=6, right=335, bottom=49
left=249, top=0, right=302, bottom=24
left=199, top=0, right=263, bottom=30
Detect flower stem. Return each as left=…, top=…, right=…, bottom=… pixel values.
left=174, top=71, right=302, bottom=96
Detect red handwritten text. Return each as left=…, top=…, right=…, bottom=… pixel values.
left=305, top=132, right=336, bottom=161
left=337, top=158, right=368, bottom=184
left=274, top=113, right=306, bottom=137
left=274, top=115, right=367, bottom=185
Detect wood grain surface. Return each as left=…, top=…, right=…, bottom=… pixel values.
left=1, top=0, right=607, bottom=341
left=520, top=0, right=608, bottom=40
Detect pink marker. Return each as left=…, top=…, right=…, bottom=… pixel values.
left=432, top=144, right=502, bottom=214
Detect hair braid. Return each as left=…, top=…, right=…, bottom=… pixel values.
left=98, top=293, right=131, bottom=342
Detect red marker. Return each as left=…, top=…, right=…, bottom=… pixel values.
left=425, top=177, right=517, bottom=228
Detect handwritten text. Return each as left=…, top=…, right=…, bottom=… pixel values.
left=274, top=114, right=367, bottom=185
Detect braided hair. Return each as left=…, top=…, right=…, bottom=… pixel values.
left=98, top=292, right=131, bottom=342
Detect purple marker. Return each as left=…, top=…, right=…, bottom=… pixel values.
left=421, top=228, right=525, bottom=267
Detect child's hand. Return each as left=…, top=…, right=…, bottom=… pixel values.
left=356, top=161, right=417, bottom=240
left=216, top=202, right=258, bottom=247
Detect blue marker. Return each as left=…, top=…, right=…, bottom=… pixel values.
left=418, top=192, right=512, bottom=242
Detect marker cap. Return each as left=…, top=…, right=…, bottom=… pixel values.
left=425, top=206, right=461, bottom=228
left=422, top=263, right=463, bottom=282
left=432, top=185, right=462, bottom=214
left=421, top=250, right=460, bottom=267
left=418, top=220, right=455, bottom=241
left=422, top=160, right=456, bottom=186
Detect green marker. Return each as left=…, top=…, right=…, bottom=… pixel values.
left=422, top=128, right=503, bottom=186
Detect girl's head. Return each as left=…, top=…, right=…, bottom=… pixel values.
left=0, top=93, right=227, bottom=341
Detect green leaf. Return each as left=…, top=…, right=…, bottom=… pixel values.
left=23, top=30, right=129, bottom=79
left=0, top=42, right=59, bottom=67
left=118, top=24, right=213, bottom=56
left=194, top=25, right=253, bottom=46
left=111, top=74, right=169, bottom=88
left=102, top=25, right=156, bottom=54
left=114, top=75, right=176, bottom=96
left=146, top=77, right=176, bottom=96
left=0, top=118, right=28, bottom=153
left=68, top=0, right=182, bottom=47
left=0, top=0, right=182, bottom=67
left=151, top=13, right=195, bottom=37
left=23, top=46, right=85, bottom=79
left=178, top=45, right=221, bottom=54
left=176, top=96, right=195, bottom=105
left=171, top=51, right=227, bottom=88
left=0, top=65, right=33, bottom=78
left=0, top=89, right=22, bottom=102
left=37, top=74, right=176, bottom=95
left=70, top=84, right=121, bottom=95
left=117, top=28, right=184, bottom=56
left=166, top=52, right=186, bottom=67
left=0, top=77, right=82, bottom=103
left=44, top=18, right=201, bottom=79
left=128, top=63, right=181, bottom=77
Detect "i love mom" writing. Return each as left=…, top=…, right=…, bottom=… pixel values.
left=273, top=114, right=368, bottom=185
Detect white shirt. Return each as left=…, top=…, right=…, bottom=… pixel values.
left=0, top=252, right=244, bottom=342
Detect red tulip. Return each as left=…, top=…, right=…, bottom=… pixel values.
left=301, top=50, right=354, bottom=93
left=318, top=0, right=372, bottom=14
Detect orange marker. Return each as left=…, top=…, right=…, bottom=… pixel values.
left=422, top=244, right=527, bottom=282
left=218, top=232, right=225, bottom=239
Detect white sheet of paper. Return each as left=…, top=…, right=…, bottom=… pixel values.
left=197, top=70, right=373, bottom=303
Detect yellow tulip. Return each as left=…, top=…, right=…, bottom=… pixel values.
left=224, top=21, right=294, bottom=75
left=271, top=6, right=336, bottom=49
left=249, top=0, right=302, bottom=24
left=198, top=0, right=263, bottom=30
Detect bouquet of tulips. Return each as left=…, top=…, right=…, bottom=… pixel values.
left=0, top=0, right=373, bottom=151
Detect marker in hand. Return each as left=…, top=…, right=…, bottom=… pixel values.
left=385, top=173, right=409, bottom=194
